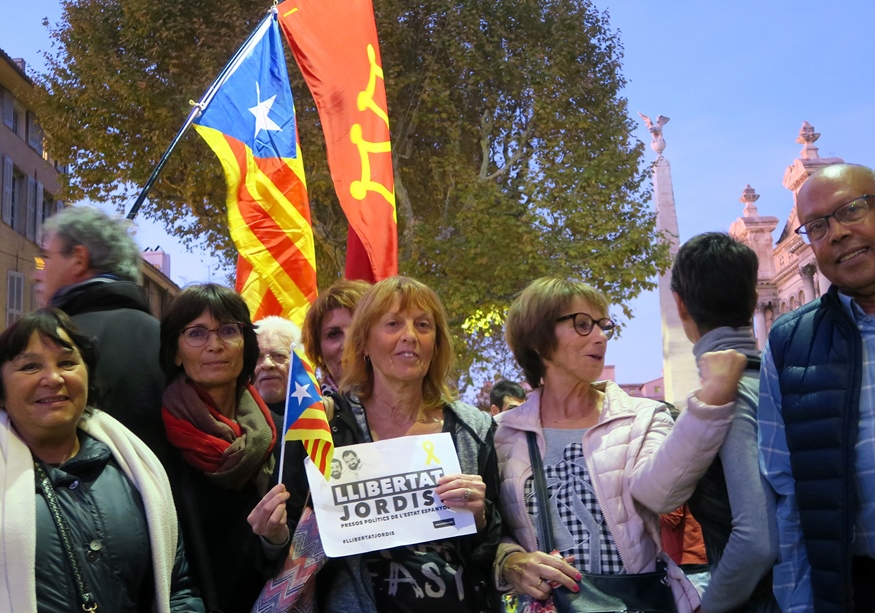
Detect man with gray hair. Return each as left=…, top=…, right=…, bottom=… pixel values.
left=254, top=315, right=301, bottom=414
left=34, top=205, right=172, bottom=468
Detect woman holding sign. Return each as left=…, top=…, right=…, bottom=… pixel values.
left=282, top=276, right=502, bottom=613
left=159, top=284, right=291, bottom=612
left=493, top=278, right=747, bottom=613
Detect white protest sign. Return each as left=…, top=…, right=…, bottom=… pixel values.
left=304, top=432, right=477, bottom=557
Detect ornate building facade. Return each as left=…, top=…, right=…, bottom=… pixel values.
left=0, top=50, right=64, bottom=327
left=729, top=122, right=842, bottom=347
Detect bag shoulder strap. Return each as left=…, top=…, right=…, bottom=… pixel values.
left=525, top=431, right=555, bottom=553
left=34, top=461, right=98, bottom=612
left=322, top=394, right=336, bottom=421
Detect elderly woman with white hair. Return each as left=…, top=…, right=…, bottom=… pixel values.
left=254, top=316, right=302, bottom=414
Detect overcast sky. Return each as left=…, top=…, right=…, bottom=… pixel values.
left=3, top=1, right=874, bottom=383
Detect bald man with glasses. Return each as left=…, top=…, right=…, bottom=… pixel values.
left=760, top=164, right=875, bottom=613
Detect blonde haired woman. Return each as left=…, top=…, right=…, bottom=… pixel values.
left=281, top=276, right=502, bottom=612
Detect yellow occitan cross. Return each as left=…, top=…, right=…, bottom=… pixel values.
left=349, top=44, right=397, bottom=222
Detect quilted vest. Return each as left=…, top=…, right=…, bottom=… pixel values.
left=769, top=286, right=861, bottom=613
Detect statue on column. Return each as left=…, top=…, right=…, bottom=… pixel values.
left=638, top=112, right=670, bottom=156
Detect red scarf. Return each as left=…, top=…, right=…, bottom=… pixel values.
left=162, top=377, right=277, bottom=493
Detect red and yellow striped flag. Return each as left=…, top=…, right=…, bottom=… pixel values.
left=284, top=347, right=333, bottom=476
left=192, top=11, right=316, bottom=330
left=192, top=12, right=332, bottom=477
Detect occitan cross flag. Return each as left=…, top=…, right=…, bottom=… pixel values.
left=278, top=0, right=398, bottom=283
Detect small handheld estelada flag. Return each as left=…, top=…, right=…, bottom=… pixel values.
left=281, top=346, right=333, bottom=479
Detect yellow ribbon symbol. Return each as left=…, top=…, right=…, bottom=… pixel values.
left=422, top=441, right=441, bottom=465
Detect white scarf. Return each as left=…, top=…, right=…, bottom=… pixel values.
left=0, top=409, right=178, bottom=613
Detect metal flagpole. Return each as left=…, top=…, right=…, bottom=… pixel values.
left=125, top=8, right=277, bottom=221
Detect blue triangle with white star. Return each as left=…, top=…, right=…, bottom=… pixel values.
left=195, top=13, right=297, bottom=159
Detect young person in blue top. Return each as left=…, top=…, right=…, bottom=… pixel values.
left=759, top=163, right=875, bottom=613
left=672, top=232, right=779, bottom=612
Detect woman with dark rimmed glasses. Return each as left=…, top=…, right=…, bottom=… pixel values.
left=492, top=277, right=747, bottom=613
left=159, top=283, right=289, bottom=612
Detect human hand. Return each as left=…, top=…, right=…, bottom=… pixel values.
left=502, top=551, right=580, bottom=599
left=247, top=483, right=290, bottom=545
left=695, top=349, right=747, bottom=406
left=435, top=473, right=488, bottom=531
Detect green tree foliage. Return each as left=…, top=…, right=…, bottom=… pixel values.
left=33, top=0, right=669, bottom=386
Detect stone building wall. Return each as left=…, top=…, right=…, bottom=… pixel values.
left=729, top=122, right=842, bottom=346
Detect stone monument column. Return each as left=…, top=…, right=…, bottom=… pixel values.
left=639, top=113, right=698, bottom=408
left=818, top=271, right=831, bottom=295
left=754, top=303, right=769, bottom=349
left=800, top=264, right=817, bottom=302
left=729, top=185, right=778, bottom=347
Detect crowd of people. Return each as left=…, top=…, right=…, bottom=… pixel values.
left=2, top=162, right=875, bottom=612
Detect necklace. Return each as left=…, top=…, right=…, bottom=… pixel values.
left=416, top=409, right=444, bottom=424
left=547, top=413, right=590, bottom=424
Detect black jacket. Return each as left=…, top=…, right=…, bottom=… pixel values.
left=34, top=432, right=202, bottom=612
left=51, top=277, right=176, bottom=472
left=279, top=394, right=502, bottom=612
left=173, top=410, right=285, bottom=613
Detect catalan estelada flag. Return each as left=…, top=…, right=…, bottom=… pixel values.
left=192, top=10, right=316, bottom=330
left=192, top=10, right=330, bottom=477
left=277, top=0, right=397, bottom=283
left=283, top=346, right=334, bottom=478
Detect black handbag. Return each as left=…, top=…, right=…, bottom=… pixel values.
left=525, top=431, right=677, bottom=613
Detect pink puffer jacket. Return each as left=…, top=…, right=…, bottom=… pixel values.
left=493, top=382, right=736, bottom=613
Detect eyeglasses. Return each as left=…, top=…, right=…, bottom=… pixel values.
left=795, top=195, right=873, bottom=243
left=556, top=312, right=616, bottom=339
left=34, top=256, right=45, bottom=271
left=256, top=351, right=290, bottom=366
left=180, top=323, right=245, bottom=347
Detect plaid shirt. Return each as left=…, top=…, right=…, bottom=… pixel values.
left=524, top=439, right=624, bottom=575
left=759, top=291, right=875, bottom=613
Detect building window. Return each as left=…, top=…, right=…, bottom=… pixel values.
left=9, top=167, right=25, bottom=233
left=6, top=271, right=25, bottom=327
left=1, top=87, right=12, bottom=130
left=26, top=111, right=43, bottom=154
left=11, top=101, right=25, bottom=140
left=42, top=190, right=54, bottom=224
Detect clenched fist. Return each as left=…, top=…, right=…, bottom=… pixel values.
left=695, top=349, right=748, bottom=406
